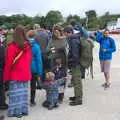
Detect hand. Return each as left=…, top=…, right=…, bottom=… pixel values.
left=37, top=76, right=41, bottom=81
left=102, top=49, right=106, bottom=52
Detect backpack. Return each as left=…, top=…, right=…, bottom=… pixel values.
left=80, top=37, right=94, bottom=69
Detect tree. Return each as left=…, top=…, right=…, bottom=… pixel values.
left=45, top=10, right=63, bottom=26
left=66, top=14, right=81, bottom=25
left=85, top=10, right=98, bottom=29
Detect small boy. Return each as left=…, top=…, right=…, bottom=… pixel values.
left=40, top=72, right=66, bottom=110
left=52, top=58, right=66, bottom=103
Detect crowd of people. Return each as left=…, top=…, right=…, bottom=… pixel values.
left=0, top=23, right=116, bottom=118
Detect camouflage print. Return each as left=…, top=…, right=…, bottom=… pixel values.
left=71, top=65, right=83, bottom=100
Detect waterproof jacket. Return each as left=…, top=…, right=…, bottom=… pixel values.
left=29, top=39, right=43, bottom=77
left=96, top=32, right=116, bottom=60
left=3, top=41, right=32, bottom=81
left=68, top=33, right=81, bottom=67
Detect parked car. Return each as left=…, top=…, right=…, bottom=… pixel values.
left=109, top=28, right=120, bottom=34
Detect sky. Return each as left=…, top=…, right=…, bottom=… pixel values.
left=0, top=0, right=120, bottom=17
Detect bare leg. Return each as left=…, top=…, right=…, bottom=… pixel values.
left=104, top=72, right=110, bottom=83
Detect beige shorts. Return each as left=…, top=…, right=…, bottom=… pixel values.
left=100, top=60, right=111, bottom=72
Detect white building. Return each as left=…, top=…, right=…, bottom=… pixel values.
left=107, top=18, right=120, bottom=30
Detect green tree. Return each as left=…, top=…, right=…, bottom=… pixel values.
left=45, top=10, right=63, bottom=26
left=85, top=10, right=98, bottom=29
left=66, top=14, right=81, bottom=25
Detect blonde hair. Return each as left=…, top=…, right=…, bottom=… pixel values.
left=46, top=72, right=55, bottom=81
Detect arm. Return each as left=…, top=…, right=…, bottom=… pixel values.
left=34, top=44, right=43, bottom=77
left=95, top=31, right=103, bottom=43
left=38, top=81, right=55, bottom=89
left=3, top=44, right=16, bottom=80
left=57, top=78, right=66, bottom=85
left=106, top=38, right=116, bottom=53
left=81, top=27, right=89, bottom=38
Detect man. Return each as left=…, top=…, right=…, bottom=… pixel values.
left=0, top=35, right=8, bottom=110
left=64, top=27, right=83, bottom=106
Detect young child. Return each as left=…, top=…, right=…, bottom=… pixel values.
left=39, top=72, right=66, bottom=110
left=52, top=58, right=67, bottom=103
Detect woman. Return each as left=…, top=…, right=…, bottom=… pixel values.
left=26, top=30, right=43, bottom=106
left=3, top=25, right=32, bottom=118
left=96, top=30, right=116, bottom=89
left=47, top=25, right=68, bottom=70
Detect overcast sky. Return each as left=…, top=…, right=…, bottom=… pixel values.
left=0, top=0, right=120, bottom=17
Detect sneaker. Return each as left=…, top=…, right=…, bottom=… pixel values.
left=16, top=114, right=23, bottom=118
left=104, top=83, right=111, bottom=89
left=69, top=99, right=82, bottom=106
left=54, top=103, right=59, bottom=108
left=69, top=96, right=76, bottom=101
left=101, top=83, right=106, bottom=87
left=48, top=104, right=54, bottom=110
left=22, top=113, right=28, bottom=116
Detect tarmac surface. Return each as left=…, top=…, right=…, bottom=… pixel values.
left=1, top=35, right=120, bottom=120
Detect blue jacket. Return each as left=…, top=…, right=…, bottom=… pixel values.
left=29, top=39, right=43, bottom=77
left=96, top=32, right=116, bottom=60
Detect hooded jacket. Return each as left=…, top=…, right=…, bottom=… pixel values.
left=96, top=32, right=116, bottom=60
left=29, top=39, right=43, bottom=77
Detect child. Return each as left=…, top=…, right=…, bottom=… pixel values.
left=52, top=58, right=67, bottom=103
left=40, top=72, right=66, bottom=110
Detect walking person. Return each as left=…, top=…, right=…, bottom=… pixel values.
left=95, top=30, right=116, bottom=88
left=3, top=26, right=32, bottom=118
left=27, top=30, right=43, bottom=106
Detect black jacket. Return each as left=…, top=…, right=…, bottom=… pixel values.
left=68, top=33, right=81, bottom=67
left=0, top=46, right=5, bottom=72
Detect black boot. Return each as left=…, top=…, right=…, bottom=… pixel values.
left=59, top=93, right=64, bottom=103
left=42, top=101, right=50, bottom=108
left=69, top=96, right=76, bottom=101
left=69, top=99, right=82, bottom=106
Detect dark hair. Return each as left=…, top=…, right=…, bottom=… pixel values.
left=55, top=58, right=62, bottom=66
left=64, top=27, right=73, bottom=34
left=13, top=25, right=27, bottom=48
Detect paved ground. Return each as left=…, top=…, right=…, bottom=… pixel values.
left=1, top=35, right=120, bottom=120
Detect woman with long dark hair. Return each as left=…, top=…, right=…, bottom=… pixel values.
left=3, top=25, right=32, bottom=118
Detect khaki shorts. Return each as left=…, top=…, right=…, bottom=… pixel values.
left=100, top=60, right=111, bottom=72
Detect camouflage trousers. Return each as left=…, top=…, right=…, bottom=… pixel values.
left=71, top=65, right=83, bottom=100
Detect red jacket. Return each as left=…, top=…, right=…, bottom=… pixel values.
left=3, top=41, right=32, bottom=82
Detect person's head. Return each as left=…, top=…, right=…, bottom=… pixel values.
left=26, top=30, right=36, bottom=39
left=13, top=25, right=27, bottom=48
left=103, top=30, right=109, bottom=38
left=55, top=58, right=62, bottom=68
left=45, top=72, right=55, bottom=81
left=64, top=27, right=73, bottom=37
left=33, top=24, right=41, bottom=30
left=52, top=25, right=64, bottom=39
